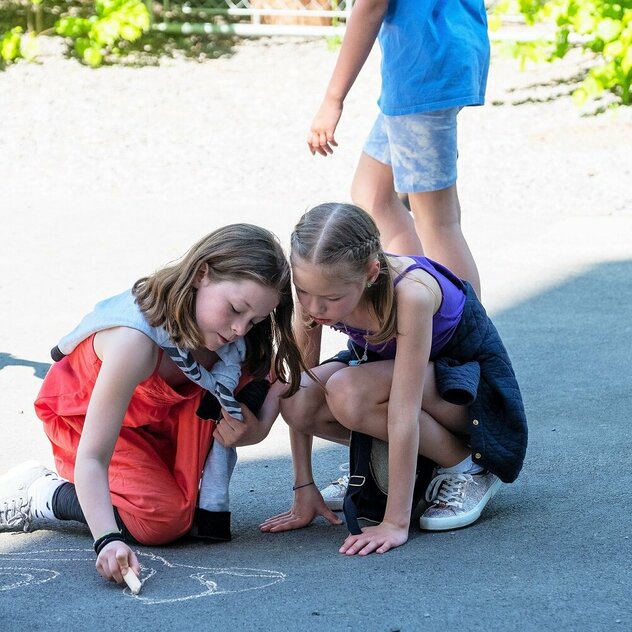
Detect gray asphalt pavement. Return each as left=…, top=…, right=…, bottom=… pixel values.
left=1, top=37, right=631, bottom=631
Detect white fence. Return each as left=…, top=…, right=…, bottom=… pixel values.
left=153, top=0, right=355, bottom=37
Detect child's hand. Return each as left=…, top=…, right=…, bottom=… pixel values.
left=339, top=521, right=409, bottom=556
left=214, top=404, right=263, bottom=447
left=308, top=97, right=342, bottom=156
left=96, top=540, right=141, bottom=584
left=259, top=485, right=343, bottom=532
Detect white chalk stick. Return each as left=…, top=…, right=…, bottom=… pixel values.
left=123, top=568, right=142, bottom=594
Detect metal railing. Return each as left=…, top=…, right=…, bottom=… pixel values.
left=151, top=1, right=355, bottom=37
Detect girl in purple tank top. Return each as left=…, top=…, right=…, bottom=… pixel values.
left=261, top=203, right=527, bottom=556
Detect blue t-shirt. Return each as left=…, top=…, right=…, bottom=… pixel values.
left=377, top=0, right=490, bottom=115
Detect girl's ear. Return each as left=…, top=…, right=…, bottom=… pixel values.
left=367, top=258, right=380, bottom=284
left=193, top=262, right=209, bottom=288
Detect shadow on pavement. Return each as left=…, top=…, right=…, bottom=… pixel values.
left=0, top=352, right=50, bottom=379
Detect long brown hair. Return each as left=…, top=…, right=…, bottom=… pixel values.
left=133, top=224, right=304, bottom=394
left=290, top=203, right=397, bottom=345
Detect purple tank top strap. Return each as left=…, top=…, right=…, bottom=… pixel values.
left=388, top=254, right=465, bottom=292
left=332, top=255, right=466, bottom=361
left=393, top=263, right=423, bottom=287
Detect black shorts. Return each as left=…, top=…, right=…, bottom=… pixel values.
left=320, top=340, right=385, bottom=367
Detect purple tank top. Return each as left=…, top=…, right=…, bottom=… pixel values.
left=331, top=256, right=466, bottom=360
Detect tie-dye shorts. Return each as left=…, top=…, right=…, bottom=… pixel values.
left=363, top=107, right=459, bottom=193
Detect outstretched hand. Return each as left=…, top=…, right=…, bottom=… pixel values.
left=259, top=484, right=343, bottom=532
left=339, top=521, right=409, bottom=556
left=307, top=97, right=342, bottom=156
left=96, top=540, right=141, bottom=584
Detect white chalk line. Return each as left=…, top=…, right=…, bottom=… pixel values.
left=0, top=548, right=285, bottom=604
left=0, top=567, right=60, bottom=591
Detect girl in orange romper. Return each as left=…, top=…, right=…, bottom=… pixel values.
left=0, top=224, right=304, bottom=589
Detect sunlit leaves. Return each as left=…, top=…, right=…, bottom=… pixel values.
left=0, top=26, right=39, bottom=65
left=494, top=0, right=632, bottom=107
left=55, top=0, right=150, bottom=67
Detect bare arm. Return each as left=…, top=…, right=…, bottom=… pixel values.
left=289, top=318, right=322, bottom=484
left=308, top=0, right=389, bottom=156
left=77, top=327, right=156, bottom=583
left=260, top=317, right=342, bottom=531
left=383, top=284, right=434, bottom=528
left=214, top=378, right=287, bottom=448
left=341, top=279, right=436, bottom=555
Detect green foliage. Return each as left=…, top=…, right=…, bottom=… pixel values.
left=55, top=0, right=150, bottom=67
left=493, top=0, right=632, bottom=108
left=325, top=34, right=342, bottom=51
left=0, top=25, right=38, bottom=65
left=1, top=1, right=237, bottom=69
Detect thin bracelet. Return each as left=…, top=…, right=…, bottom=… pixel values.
left=292, top=481, right=315, bottom=491
left=94, top=531, right=127, bottom=555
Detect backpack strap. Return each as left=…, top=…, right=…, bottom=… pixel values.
left=343, top=431, right=436, bottom=535
left=342, top=431, right=374, bottom=535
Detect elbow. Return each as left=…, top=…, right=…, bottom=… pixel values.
left=74, top=453, right=109, bottom=482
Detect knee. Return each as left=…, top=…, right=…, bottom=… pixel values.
left=350, top=176, right=370, bottom=210
left=351, top=182, right=389, bottom=218
left=409, top=187, right=461, bottom=228
left=350, top=168, right=387, bottom=215
left=325, top=370, right=367, bottom=431
left=122, top=506, right=193, bottom=546
left=279, top=380, right=324, bottom=434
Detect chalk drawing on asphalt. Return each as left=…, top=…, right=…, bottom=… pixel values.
left=0, top=548, right=285, bottom=604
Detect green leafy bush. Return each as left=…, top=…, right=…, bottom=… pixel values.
left=492, top=0, right=632, bottom=108
left=55, top=0, right=150, bottom=66
left=0, top=26, right=38, bottom=65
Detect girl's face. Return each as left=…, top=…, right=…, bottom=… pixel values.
left=291, top=258, right=366, bottom=325
left=194, top=273, right=279, bottom=351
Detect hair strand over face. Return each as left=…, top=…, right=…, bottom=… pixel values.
left=132, top=223, right=307, bottom=395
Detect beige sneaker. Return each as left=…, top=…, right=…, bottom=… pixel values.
left=419, top=470, right=502, bottom=531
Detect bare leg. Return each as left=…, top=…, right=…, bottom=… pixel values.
left=280, top=362, right=350, bottom=445
left=325, top=361, right=470, bottom=468
left=408, top=185, right=481, bottom=297
left=351, top=154, right=480, bottom=296
left=351, top=152, right=423, bottom=256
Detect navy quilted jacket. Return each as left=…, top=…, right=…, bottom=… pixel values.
left=433, top=282, right=528, bottom=483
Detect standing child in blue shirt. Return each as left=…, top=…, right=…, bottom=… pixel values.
left=308, top=0, right=490, bottom=297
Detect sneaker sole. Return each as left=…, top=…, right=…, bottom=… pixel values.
left=323, top=498, right=344, bottom=512
left=419, top=477, right=502, bottom=531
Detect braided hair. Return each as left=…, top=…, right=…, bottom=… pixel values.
left=290, top=203, right=398, bottom=345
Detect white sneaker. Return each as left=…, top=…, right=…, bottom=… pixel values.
left=419, top=470, right=502, bottom=531
left=0, top=461, right=64, bottom=532
left=319, top=465, right=349, bottom=512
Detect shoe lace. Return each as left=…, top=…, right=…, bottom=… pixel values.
left=1, top=497, right=31, bottom=532
left=330, top=474, right=349, bottom=490
left=425, top=473, right=473, bottom=509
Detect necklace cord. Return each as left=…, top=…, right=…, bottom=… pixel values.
left=341, top=323, right=369, bottom=366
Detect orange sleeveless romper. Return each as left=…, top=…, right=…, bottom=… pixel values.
left=34, top=335, right=214, bottom=545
